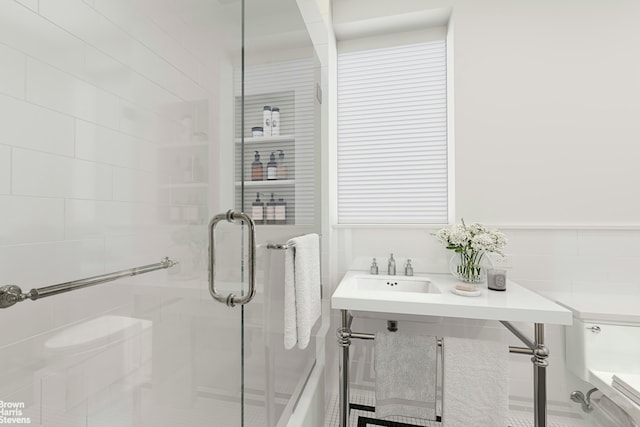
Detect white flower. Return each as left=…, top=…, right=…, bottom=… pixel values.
left=448, top=226, right=470, bottom=246
left=435, top=228, right=450, bottom=245
left=467, top=222, right=488, bottom=236
left=471, top=233, right=494, bottom=252
left=434, top=220, right=507, bottom=254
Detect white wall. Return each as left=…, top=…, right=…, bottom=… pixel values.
left=333, top=0, right=640, bottom=227
left=327, top=0, right=640, bottom=423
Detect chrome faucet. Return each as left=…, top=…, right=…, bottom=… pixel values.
left=387, top=253, right=396, bottom=275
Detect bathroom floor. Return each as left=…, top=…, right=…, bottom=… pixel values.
left=324, top=390, right=586, bottom=427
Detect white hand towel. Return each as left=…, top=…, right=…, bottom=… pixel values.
left=375, top=331, right=438, bottom=420
left=442, top=337, right=509, bottom=427
left=284, top=233, right=321, bottom=350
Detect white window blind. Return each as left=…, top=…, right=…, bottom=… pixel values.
left=337, top=40, right=448, bottom=224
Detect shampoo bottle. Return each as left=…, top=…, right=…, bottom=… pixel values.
left=271, top=107, right=280, bottom=136
left=251, top=151, right=263, bottom=181
left=277, top=150, right=287, bottom=179
left=262, top=106, right=272, bottom=137
left=267, top=151, right=277, bottom=180
left=251, top=193, right=264, bottom=224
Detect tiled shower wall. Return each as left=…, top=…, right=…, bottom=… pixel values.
left=330, top=226, right=640, bottom=423
left=0, top=0, right=219, bottom=420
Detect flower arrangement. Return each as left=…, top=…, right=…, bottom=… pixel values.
left=435, top=220, right=507, bottom=283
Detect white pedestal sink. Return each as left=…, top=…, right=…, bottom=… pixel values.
left=331, top=269, right=573, bottom=427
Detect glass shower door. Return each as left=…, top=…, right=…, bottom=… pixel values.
left=228, top=0, right=323, bottom=425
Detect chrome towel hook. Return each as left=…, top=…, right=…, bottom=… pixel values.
left=208, top=210, right=256, bottom=307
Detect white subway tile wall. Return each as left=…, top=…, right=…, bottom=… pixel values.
left=0, top=43, right=26, bottom=99
left=0, top=94, right=76, bottom=155
left=0, top=0, right=221, bottom=424
left=0, top=145, right=11, bottom=194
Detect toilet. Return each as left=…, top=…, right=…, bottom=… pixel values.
left=34, top=315, right=153, bottom=421
left=558, top=294, right=640, bottom=426
left=43, top=315, right=152, bottom=355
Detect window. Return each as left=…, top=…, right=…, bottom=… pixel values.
left=337, top=39, right=449, bottom=224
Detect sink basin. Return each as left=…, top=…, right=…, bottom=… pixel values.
left=352, top=275, right=440, bottom=294
left=331, top=270, right=573, bottom=325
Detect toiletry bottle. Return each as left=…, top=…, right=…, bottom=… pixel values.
left=251, top=193, right=264, bottom=224
left=275, top=198, right=287, bottom=224
left=271, top=107, right=280, bottom=136
left=266, top=193, right=276, bottom=224
left=267, top=151, right=278, bottom=180
left=266, top=193, right=277, bottom=224
left=180, top=115, right=192, bottom=143
left=277, top=150, right=287, bottom=179
left=251, top=151, right=263, bottom=181
left=388, top=253, right=396, bottom=275
left=183, top=155, right=194, bottom=183
left=263, top=106, right=272, bottom=137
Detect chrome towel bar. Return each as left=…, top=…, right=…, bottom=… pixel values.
left=338, top=313, right=549, bottom=427
left=266, top=242, right=294, bottom=250
left=0, top=257, right=177, bottom=309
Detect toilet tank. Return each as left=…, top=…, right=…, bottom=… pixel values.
left=565, top=318, right=640, bottom=382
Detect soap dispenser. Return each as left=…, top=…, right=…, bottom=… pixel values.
left=251, top=193, right=264, bottom=224
left=266, top=193, right=276, bottom=224
left=251, top=151, right=263, bottom=181
left=277, top=150, right=287, bottom=179
left=267, top=151, right=278, bottom=180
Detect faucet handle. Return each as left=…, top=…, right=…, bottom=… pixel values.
left=405, top=259, right=413, bottom=276
left=370, top=258, right=379, bottom=275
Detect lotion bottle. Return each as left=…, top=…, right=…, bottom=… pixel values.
left=251, top=151, right=263, bottom=181
left=267, top=151, right=277, bottom=180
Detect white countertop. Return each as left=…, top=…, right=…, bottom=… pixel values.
left=552, top=291, right=640, bottom=324
left=331, top=271, right=573, bottom=325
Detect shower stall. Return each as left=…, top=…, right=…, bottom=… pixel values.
left=0, top=0, right=324, bottom=425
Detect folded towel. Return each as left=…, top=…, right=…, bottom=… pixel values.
left=284, top=233, right=321, bottom=350
left=442, top=337, right=508, bottom=427
left=374, top=331, right=438, bottom=420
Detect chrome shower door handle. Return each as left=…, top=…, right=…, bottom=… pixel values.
left=208, top=210, right=257, bottom=307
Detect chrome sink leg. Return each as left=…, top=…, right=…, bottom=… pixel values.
left=533, top=323, right=549, bottom=427
left=338, top=309, right=351, bottom=427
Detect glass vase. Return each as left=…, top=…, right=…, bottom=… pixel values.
left=449, top=252, right=487, bottom=284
